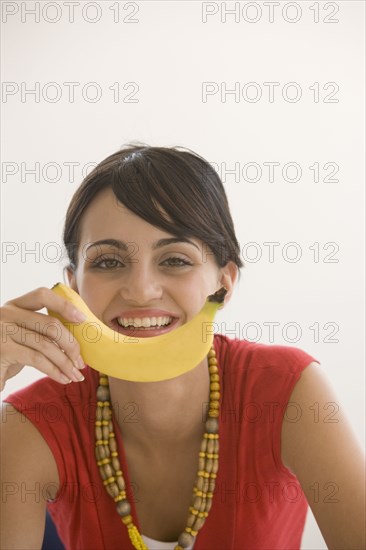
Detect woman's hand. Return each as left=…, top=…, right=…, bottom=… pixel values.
left=0, top=287, right=87, bottom=391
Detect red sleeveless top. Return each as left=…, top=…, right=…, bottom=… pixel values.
left=5, top=335, right=318, bottom=549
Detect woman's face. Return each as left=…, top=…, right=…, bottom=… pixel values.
left=68, top=188, right=236, bottom=337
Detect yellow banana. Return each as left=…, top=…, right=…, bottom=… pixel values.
left=48, top=283, right=226, bottom=382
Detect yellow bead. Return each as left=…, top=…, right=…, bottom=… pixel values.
left=103, top=476, right=115, bottom=485
left=121, top=514, right=133, bottom=525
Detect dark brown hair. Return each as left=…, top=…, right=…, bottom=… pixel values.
left=63, top=144, right=243, bottom=272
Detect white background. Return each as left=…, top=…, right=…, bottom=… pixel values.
left=1, top=1, right=365, bottom=548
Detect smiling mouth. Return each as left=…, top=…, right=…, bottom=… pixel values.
left=111, top=316, right=179, bottom=337
left=116, top=316, right=174, bottom=330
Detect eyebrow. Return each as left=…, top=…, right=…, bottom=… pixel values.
left=85, top=237, right=200, bottom=252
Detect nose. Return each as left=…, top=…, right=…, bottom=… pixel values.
left=117, top=263, right=163, bottom=305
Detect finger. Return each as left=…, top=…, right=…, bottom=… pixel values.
left=6, top=286, right=86, bottom=323
left=3, top=340, right=73, bottom=385
left=2, top=306, right=85, bottom=369
left=8, top=326, right=85, bottom=382
left=6, top=333, right=85, bottom=384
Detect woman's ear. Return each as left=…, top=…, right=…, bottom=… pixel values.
left=64, top=266, right=78, bottom=292
left=218, top=261, right=238, bottom=305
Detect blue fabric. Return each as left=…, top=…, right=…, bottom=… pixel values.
left=42, top=510, right=65, bottom=550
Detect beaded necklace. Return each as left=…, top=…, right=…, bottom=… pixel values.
left=95, top=345, right=220, bottom=550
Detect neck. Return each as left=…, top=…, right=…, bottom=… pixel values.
left=108, top=357, right=210, bottom=451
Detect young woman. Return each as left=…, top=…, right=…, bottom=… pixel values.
left=1, top=145, right=364, bottom=550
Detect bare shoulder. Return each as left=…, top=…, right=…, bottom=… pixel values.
left=281, top=362, right=365, bottom=549
left=1, top=403, right=59, bottom=549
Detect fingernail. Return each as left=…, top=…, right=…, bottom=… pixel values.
left=60, top=374, right=72, bottom=384
left=72, top=309, right=87, bottom=322
left=72, top=367, right=85, bottom=382
left=75, top=356, right=85, bottom=370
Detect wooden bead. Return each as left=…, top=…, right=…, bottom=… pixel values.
left=208, top=480, right=215, bottom=493
left=102, top=407, right=111, bottom=421
left=106, top=482, right=119, bottom=499
left=200, top=439, right=208, bottom=453
left=205, top=459, right=213, bottom=473
left=207, top=439, right=215, bottom=454
left=178, top=532, right=194, bottom=548
left=198, top=457, right=205, bottom=470
left=212, top=459, right=219, bottom=474
left=95, top=426, right=103, bottom=441
left=192, top=516, right=205, bottom=531
left=202, top=478, right=210, bottom=493
left=100, top=468, right=109, bottom=481
left=196, top=476, right=204, bottom=491
left=97, top=385, right=110, bottom=401
left=186, top=513, right=196, bottom=528
left=96, top=407, right=103, bottom=421
left=200, top=497, right=207, bottom=513
left=102, top=426, right=110, bottom=440
left=116, top=499, right=131, bottom=517
left=116, top=475, right=126, bottom=491
left=193, top=495, right=202, bottom=510
left=205, top=417, right=219, bottom=434
left=109, top=437, right=117, bottom=453
left=112, top=456, right=121, bottom=471
left=103, top=464, right=114, bottom=477
left=95, top=445, right=106, bottom=461
left=103, top=464, right=113, bottom=479
left=205, top=497, right=213, bottom=513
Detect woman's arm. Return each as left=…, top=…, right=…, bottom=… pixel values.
left=0, top=404, right=60, bottom=550
left=281, top=362, right=365, bottom=550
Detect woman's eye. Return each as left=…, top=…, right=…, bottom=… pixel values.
left=92, top=257, right=124, bottom=269
left=162, top=257, right=193, bottom=267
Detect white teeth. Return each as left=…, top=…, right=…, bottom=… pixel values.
left=117, top=316, right=173, bottom=329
